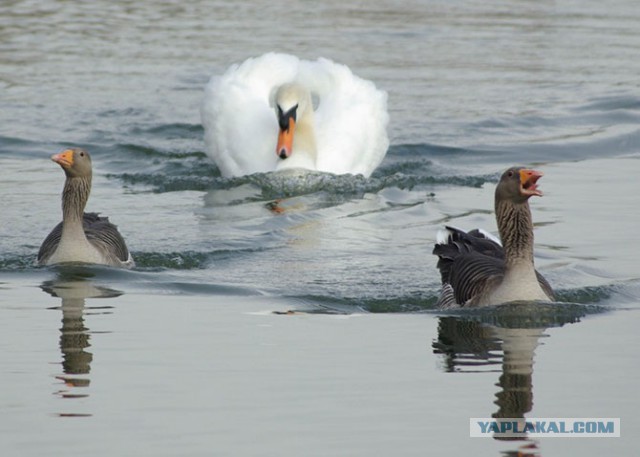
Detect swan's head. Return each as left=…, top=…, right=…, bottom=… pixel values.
left=51, top=148, right=93, bottom=179
left=274, top=83, right=312, bottom=160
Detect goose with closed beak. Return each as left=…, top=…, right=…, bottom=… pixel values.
left=38, top=148, right=134, bottom=268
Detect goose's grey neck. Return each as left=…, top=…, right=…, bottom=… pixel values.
left=495, top=198, right=534, bottom=266
left=62, top=176, right=91, bottom=224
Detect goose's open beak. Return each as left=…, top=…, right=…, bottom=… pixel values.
left=520, top=169, right=543, bottom=197
left=51, top=149, right=74, bottom=169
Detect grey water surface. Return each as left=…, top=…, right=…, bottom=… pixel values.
left=1, top=1, right=639, bottom=456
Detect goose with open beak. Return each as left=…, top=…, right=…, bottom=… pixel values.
left=433, top=167, right=554, bottom=307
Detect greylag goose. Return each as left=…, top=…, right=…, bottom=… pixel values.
left=37, top=148, right=134, bottom=268
left=433, top=167, right=554, bottom=307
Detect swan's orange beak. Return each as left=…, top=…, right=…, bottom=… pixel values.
left=519, top=169, right=543, bottom=197
left=276, top=117, right=295, bottom=160
left=51, top=149, right=74, bottom=169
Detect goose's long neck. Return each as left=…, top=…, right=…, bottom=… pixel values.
left=495, top=199, right=535, bottom=268
left=62, top=176, right=91, bottom=231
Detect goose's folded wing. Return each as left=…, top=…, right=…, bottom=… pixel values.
left=37, top=222, right=63, bottom=264
left=445, top=252, right=506, bottom=306
left=83, top=213, right=131, bottom=263
left=433, top=226, right=504, bottom=285
left=464, top=228, right=504, bottom=259
left=536, top=271, right=555, bottom=301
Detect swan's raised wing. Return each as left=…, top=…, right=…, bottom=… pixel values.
left=297, top=58, right=389, bottom=177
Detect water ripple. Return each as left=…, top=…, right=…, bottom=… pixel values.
left=108, top=144, right=496, bottom=197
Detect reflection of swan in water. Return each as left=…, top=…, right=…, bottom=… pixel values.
left=432, top=304, right=586, bottom=451
left=41, top=271, right=122, bottom=416
left=201, top=53, right=389, bottom=177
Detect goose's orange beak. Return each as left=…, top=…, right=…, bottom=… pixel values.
left=276, top=117, right=295, bottom=160
left=51, top=149, right=74, bottom=169
left=519, top=169, right=543, bottom=197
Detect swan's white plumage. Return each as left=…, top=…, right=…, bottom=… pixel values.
left=201, top=53, right=389, bottom=178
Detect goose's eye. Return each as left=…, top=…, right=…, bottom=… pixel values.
left=80, top=151, right=85, bottom=157
left=507, top=170, right=514, bottom=177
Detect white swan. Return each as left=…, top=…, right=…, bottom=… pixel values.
left=201, top=53, right=389, bottom=178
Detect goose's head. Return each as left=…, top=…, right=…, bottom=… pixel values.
left=496, top=166, right=543, bottom=204
left=51, top=148, right=93, bottom=179
left=274, top=83, right=313, bottom=160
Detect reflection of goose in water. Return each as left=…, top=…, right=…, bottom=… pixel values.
left=434, top=317, right=541, bottom=449
left=201, top=53, right=389, bottom=177
left=41, top=272, right=122, bottom=416
left=432, top=304, right=587, bottom=449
